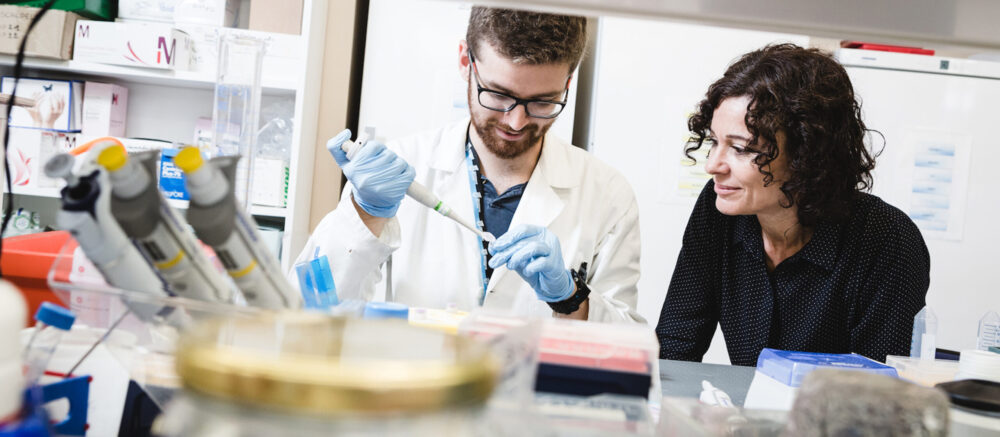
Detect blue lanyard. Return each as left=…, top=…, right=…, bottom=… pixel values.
left=465, top=138, right=491, bottom=305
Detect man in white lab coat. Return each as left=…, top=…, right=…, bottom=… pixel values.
left=295, top=7, right=643, bottom=323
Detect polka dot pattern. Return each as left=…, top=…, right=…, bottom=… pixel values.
left=655, top=180, right=930, bottom=366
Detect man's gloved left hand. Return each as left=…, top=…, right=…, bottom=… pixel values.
left=488, top=224, right=574, bottom=302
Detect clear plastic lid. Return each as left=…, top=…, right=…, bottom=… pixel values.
left=755, top=348, right=898, bottom=387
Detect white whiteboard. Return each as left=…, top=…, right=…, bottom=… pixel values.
left=360, top=0, right=577, bottom=142
left=845, top=63, right=1000, bottom=352
left=589, top=17, right=809, bottom=364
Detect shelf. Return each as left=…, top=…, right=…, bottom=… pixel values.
left=0, top=55, right=297, bottom=95
left=9, top=186, right=287, bottom=218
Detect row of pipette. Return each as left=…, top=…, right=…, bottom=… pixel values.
left=42, top=138, right=302, bottom=325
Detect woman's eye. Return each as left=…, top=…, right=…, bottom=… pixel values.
left=733, top=145, right=757, bottom=155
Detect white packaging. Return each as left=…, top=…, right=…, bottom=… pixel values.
left=6, top=127, right=80, bottom=189
left=176, top=24, right=302, bottom=87
left=1, top=77, right=83, bottom=132
left=73, top=20, right=195, bottom=70
left=117, top=0, right=180, bottom=23
left=0, top=280, right=26, bottom=421
left=174, top=0, right=239, bottom=27
left=251, top=157, right=288, bottom=207
left=743, top=370, right=797, bottom=411
left=82, top=82, right=129, bottom=137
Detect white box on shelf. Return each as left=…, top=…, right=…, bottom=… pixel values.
left=117, top=0, right=179, bottom=23
left=6, top=127, right=80, bottom=189
left=1, top=77, right=83, bottom=132
left=251, top=157, right=288, bottom=207
left=176, top=24, right=302, bottom=87
left=174, top=0, right=239, bottom=27
left=82, top=82, right=129, bottom=137
left=73, top=20, right=195, bottom=70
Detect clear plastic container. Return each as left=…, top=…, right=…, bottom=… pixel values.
left=910, top=306, right=938, bottom=359
left=156, top=313, right=499, bottom=436
left=22, top=303, right=75, bottom=386
left=212, top=33, right=265, bottom=207
left=885, top=355, right=960, bottom=387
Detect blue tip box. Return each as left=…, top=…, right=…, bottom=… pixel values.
left=756, top=348, right=898, bottom=388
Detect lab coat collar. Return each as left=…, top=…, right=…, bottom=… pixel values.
left=431, top=117, right=580, bottom=190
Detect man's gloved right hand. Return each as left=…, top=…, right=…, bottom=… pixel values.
left=327, top=131, right=415, bottom=218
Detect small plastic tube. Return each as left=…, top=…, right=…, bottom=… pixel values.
left=22, top=303, right=75, bottom=386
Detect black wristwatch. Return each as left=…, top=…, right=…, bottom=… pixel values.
left=548, top=263, right=591, bottom=315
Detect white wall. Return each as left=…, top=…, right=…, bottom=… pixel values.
left=359, top=0, right=577, bottom=143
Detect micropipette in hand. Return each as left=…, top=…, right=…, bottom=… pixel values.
left=328, top=129, right=496, bottom=243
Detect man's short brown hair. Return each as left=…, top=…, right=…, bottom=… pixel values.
left=466, top=6, right=587, bottom=72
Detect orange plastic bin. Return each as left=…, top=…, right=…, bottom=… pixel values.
left=2, top=231, right=73, bottom=326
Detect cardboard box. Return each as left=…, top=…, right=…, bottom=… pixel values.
left=251, top=157, right=288, bottom=207
left=119, top=0, right=238, bottom=27
left=117, top=0, right=179, bottom=23
left=176, top=24, right=301, bottom=86
left=159, top=147, right=188, bottom=200
left=248, top=0, right=302, bottom=35
left=1, top=77, right=83, bottom=132
left=5, top=127, right=80, bottom=188
left=0, top=6, right=80, bottom=60
left=174, top=0, right=238, bottom=27
left=73, top=20, right=194, bottom=70
left=81, top=81, right=128, bottom=137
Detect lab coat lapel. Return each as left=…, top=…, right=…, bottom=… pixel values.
left=486, top=134, right=568, bottom=293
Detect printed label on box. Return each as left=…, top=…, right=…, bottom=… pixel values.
left=1, top=77, right=83, bottom=132
left=160, top=148, right=189, bottom=200
left=82, top=82, right=129, bottom=137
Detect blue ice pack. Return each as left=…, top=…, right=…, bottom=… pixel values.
left=755, top=348, right=898, bottom=387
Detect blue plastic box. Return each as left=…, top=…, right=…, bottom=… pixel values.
left=755, top=348, right=898, bottom=388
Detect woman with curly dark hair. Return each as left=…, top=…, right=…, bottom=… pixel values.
left=655, top=44, right=930, bottom=366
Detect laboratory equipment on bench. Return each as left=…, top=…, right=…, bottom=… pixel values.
left=294, top=250, right=338, bottom=310
left=22, top=303, right=75, bottom=387
left=885, top=355, right=960, bottom=387
left=156, top=313, right=498, bottom=436
left=978, top=311, right=1000, bottom=351
left=362, top=302, right=408, bottom=320
left=43, top=153, right=175, bottom=322
left=332, top=129, right=497, bottom=243
left=173, top=148, right=300, bottom=309
left=911, top=305, right=938, bottom=360
left=743, top=349, right=899, bottom=411
left=96, top=144, right=235, bottom=304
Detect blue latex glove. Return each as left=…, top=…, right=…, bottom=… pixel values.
left=488, top=224, right=574, bottom=302
left=327, top=130, right=415, bottom=218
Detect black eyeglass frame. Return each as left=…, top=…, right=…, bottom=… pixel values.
left=467, top=49, right=571, bottom=119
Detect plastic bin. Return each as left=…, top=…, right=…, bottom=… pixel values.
left=1, top=231, right=73, bottom=326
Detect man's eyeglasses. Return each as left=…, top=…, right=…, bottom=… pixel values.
left=468, top=49, right=570, bottom=119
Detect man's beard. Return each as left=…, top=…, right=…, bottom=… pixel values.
left=469, top=94, right=550, bottom=159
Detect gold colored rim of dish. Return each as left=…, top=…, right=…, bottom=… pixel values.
left=175, top=315, right=499, bottom=415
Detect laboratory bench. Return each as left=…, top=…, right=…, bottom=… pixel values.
left=658, top=359, right=755, bottom=406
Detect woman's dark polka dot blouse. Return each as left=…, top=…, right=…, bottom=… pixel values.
left=656, top=180, right=930, bottom=367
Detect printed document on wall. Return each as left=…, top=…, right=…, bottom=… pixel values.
left=903, top=129, right=972, bottom=241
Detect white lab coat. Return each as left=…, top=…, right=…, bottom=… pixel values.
left=294, top=119, right=645, bottom=323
